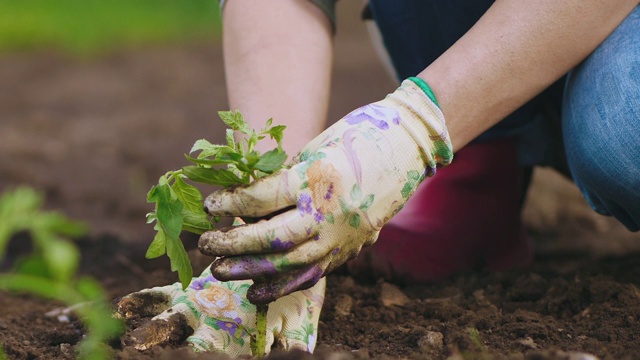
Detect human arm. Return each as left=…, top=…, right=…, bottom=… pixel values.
left=421, top=0, right=640, bottom=150
left=200, top=0, right=639, bottom=303
left=222, top=0, right=333, bottom=155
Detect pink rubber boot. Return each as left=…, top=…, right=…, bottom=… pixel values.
left=347, top=138, right=534, bottom=284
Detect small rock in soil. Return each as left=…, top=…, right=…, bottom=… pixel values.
left=417, top=331, right=444, bottom=352
left=59, top=343, right=73, bottom=357
left=379, top=282, right=409, bottom=307
left=515, top=337, right=538, bottom=349
left=351, top=348, right=370, bottom=359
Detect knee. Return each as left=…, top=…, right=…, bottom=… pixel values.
left=562, top=107, right=640, bottom=231
left=562, top=15, right=640, bottom=231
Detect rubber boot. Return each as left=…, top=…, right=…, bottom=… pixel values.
left=347, top=138, right=533, bottom=284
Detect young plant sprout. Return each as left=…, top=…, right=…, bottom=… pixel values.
left=0, top=187, right=123, bottom=360
left=145, top=110, right=287, bottom=356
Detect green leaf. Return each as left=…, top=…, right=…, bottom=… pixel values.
left=0, top=187, right=42, bottom=253
left=145, top=226, right=166, bottom=259
left=0, top=273, right=82, bottom=304
left=172, top=177, right=204, bottom=213
left=41, top=237, right=80, bottom=282
left=243, top=151, right=261, bottom=168
left=263, top=125, right=286, bottom=147
left=255, top=149, right=287, bottom=173
left=182, top=165, right=247, bottom=187
left=165, top=232, right=193, bottom=289
left=36, top=212, right=87, bottom=238
left=146, top=212, right=157, bottom=224
left=13, top=255, right=50, bottom=278
left=181, top=213, right=214, bottom=235
left=218, top=110, right=248, bottom=133
left=246, top=131, right=259, bottom=153
left=359, top=194, right=375, bottom=211
left=189, top=139, right=234, bottom=158
left=226, top=129, right=236, bottom=148
left=149, top=183, right=184, bottom=239
left=184, top=154, right=236, bottom=167
left=0, top=186, right=42, bottom=215
left=74, top=277, right=107, bottom=301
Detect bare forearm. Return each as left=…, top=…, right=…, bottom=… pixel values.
left=419, top=0, right=639, bottom=151
left=222, top=0, right=333, bottom=155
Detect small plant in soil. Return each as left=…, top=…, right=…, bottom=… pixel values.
left=145, top=110, right=287, bottom=357
left=0, top=187, right=123, bottom=360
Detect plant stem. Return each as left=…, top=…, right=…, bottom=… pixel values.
left=252, top=304, right=269, bottom=358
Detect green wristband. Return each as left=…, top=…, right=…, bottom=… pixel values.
left=407, top=77, right=440, bottom=109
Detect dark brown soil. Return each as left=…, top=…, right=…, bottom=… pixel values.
left=1, top=2, right=639, bottom=360
left=2, top=236, right=640, bottom=360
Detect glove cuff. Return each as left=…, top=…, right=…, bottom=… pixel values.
left=407, top=76, right=440, bottom=109
left=386, top=79, right=454, bottom=176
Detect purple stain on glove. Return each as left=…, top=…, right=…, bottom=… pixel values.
left=189, top=274, right=218, bottom=290
left=248, top=265, right=325, bottom=304
left=345, top=104, right=400, bottom=130
left=270, top=238, right=295, bottom=251
left=282, top=266, right=324, bottom=296
left=224, top=257, right=279, bottom=278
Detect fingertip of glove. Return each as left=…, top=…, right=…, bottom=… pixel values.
left=115, top=291, right=170, bottom=319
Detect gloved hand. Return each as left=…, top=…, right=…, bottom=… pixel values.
left=115, top=266, right=325, bottom=356
left=199, top=78, right=453, bottom=304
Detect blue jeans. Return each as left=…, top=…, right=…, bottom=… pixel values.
left=368, top=1, right=640, bottom=231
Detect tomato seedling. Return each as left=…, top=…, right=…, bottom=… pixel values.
left=145, top=110, right=287, bottom=357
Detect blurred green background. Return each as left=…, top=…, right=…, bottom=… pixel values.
left=0, top=0, right=222, bottom=56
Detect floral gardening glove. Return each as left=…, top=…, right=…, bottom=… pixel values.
left=199, top=78, right=453, bottom=304
left=115, top=266, right=325, bottom=355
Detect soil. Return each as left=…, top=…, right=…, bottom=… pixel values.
left=1, top=2, right=639, bottom=360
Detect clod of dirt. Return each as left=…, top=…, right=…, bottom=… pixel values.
left=379, top=282, right=409, bottom=307
left=59, top=343, right=73, bottom=357
left=417, top=330, right=444, bottom=352
left=115, top=291, right=170, bottom=320
left=333, top=294, right=354, bottom=317
left=516, top=337, right=539, bottom=350
left=122, top=313, right=194, bottom=351
left=507, top=273, right=548, bottom=302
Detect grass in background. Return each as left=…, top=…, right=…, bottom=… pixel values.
left=0, top=0, right=221, bottom=56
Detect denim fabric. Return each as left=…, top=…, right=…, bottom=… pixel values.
left=368, top=1, right=639, bottom=230
left=563, top=6, right=640, bottom=231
